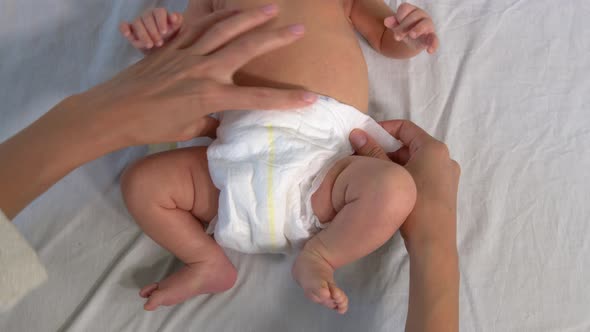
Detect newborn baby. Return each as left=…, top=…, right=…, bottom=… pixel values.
left=120, top=0, right=438, bottom=314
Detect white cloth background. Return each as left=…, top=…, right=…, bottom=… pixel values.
left=0, top=0, right=589, bottom=331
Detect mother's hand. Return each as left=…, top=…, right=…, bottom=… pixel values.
left=0, top=4, right=315, bottom=219
left=349, top=120, right=460, bottom=252
left=78, top=5, right=315, bottom=147
left=349, top=120, right=460, bottom=332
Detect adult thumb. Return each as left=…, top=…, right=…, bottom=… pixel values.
left=349, top=129, right=390, bottom=161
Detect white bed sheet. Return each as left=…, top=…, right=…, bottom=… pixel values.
left=1, top=0, right=589, bottom=331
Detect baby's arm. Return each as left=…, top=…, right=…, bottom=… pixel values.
left=349, top=1, right=439, bottom=59
left=119, top=0, right=213, bottom=52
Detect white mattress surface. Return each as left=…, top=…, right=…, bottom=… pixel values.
left=1, top=0, right=589, bottom=331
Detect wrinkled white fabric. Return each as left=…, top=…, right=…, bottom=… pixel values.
left=0, top=210, right=47, bottom=312
left=207, top=96, right=401, bottom=254
left=2, top=0, right=590, bottom=331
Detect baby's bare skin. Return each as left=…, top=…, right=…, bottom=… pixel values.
left=120, top=1, right=438, bottom=314
left=220, top=0, right=370, bottom=112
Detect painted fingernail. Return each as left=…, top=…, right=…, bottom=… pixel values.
left=350, top=130, right=368, bottom=148
left=261, top=4, right=278, bottom=15
left=289, top=24, right=305, bottom=36
left=302, top=92, right=317, bottom=103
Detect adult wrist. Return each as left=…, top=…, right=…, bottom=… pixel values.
left=62, top=91, right=130, bottom=154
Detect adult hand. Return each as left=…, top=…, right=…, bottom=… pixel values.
left=349, top=120, right=460, bottom=251
left=77, top=4, right=315, bottom=147
left=349, top=120, right=460, bottom=332
left=0, top=4, right=315, bottom=219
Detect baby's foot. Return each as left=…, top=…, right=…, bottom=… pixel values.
left=139, top=257, right=237, bottom=311
left=292, top=241, right=349, bottom=314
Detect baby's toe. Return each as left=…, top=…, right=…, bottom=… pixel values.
left=329, top=284, right=349, bottom=314
left=143, top=290, right=165, bottom=311
left=139, top=283, right=159, bottom=298
left=310, top=283, right=331, bottom=300
left=307, top=292, right=323, bottom=304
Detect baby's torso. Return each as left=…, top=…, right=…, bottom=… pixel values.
left=214, top=0, right=369, bottom=112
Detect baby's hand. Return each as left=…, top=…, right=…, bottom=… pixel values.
left=119, top=8, right=183, bottom=52
left=384, top=3, right=439, bottom=54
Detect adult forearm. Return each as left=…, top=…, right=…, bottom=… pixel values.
left=405, top=243, right=459, bottom=332
left=0, top=95, right=122, bottom=219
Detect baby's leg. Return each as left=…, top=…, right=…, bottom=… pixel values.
left=292, top=156, right=417, bottom=314
left=121, top=147, right=236, bottom=311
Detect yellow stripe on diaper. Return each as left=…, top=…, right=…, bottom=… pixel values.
left=266, top=125, right=277, bottom=249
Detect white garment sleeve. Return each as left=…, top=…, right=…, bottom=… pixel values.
left=0, top=209, right=47, bottom=312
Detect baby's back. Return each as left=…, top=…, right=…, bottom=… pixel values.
left=218, top=0, right=369, bottom=112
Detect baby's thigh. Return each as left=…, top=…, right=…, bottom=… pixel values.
left=311, top=156, right=415, bottom=224
left=121, top=147, right=219, bottom=222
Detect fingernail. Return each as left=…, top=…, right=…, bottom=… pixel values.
left=302, top=92, right=317, bottom=103
left=156, top=41, right=163, bottom=47
left=350, top=130, right=367, bottom=148
left=162, top=29, right=168, bottom=34
left=410, top=32, right=416, bottom=39
left=146, top=43, right=153, bottom=48
left=289, top=24, right=305, bottom=36
left=261, top=4, right=278, bottom=15
left=171, top=14, right=177, bottom=22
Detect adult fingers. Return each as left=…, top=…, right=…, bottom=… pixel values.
left=209, top=24, right=304, bottom=80
left=191, top=4, right=280, bottom=55
left=388, top=146, right=411, bottom=165
left=379, top=120, right=434, bottom=154
left=204, top=84, right=317, bottom=112
left=172, top=9, right=239, bottom=50
left=349, top=129, right=390, bottom=161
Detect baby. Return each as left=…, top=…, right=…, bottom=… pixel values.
left=120, top=0, right=438, bottom=314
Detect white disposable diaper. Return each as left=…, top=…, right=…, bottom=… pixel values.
left=207, top=96, right=401, bottom=254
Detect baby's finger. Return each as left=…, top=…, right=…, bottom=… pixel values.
left=153, top=8, right=169, bottom=36
left=119, top=22, right=132, bottom=38
left=132, top=19, right=153, bottom=49
left=167, top=12, right=184, bottom=35
left=395, top=3, right=418, bottom=21
left=121, top=22, right=145, bottom=50
left=384, top=16, right=399, bottom=29
left=169, top=12, right=183, bottom=27
left=426, top=33, right=440, bottom=54
left=120, top=22, right=143, bottom=49
left=392, top=10, right=427, bottom=41
left=142, top=12, right=163, bottom=47
left=408, top=18, right=434, bottom=39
